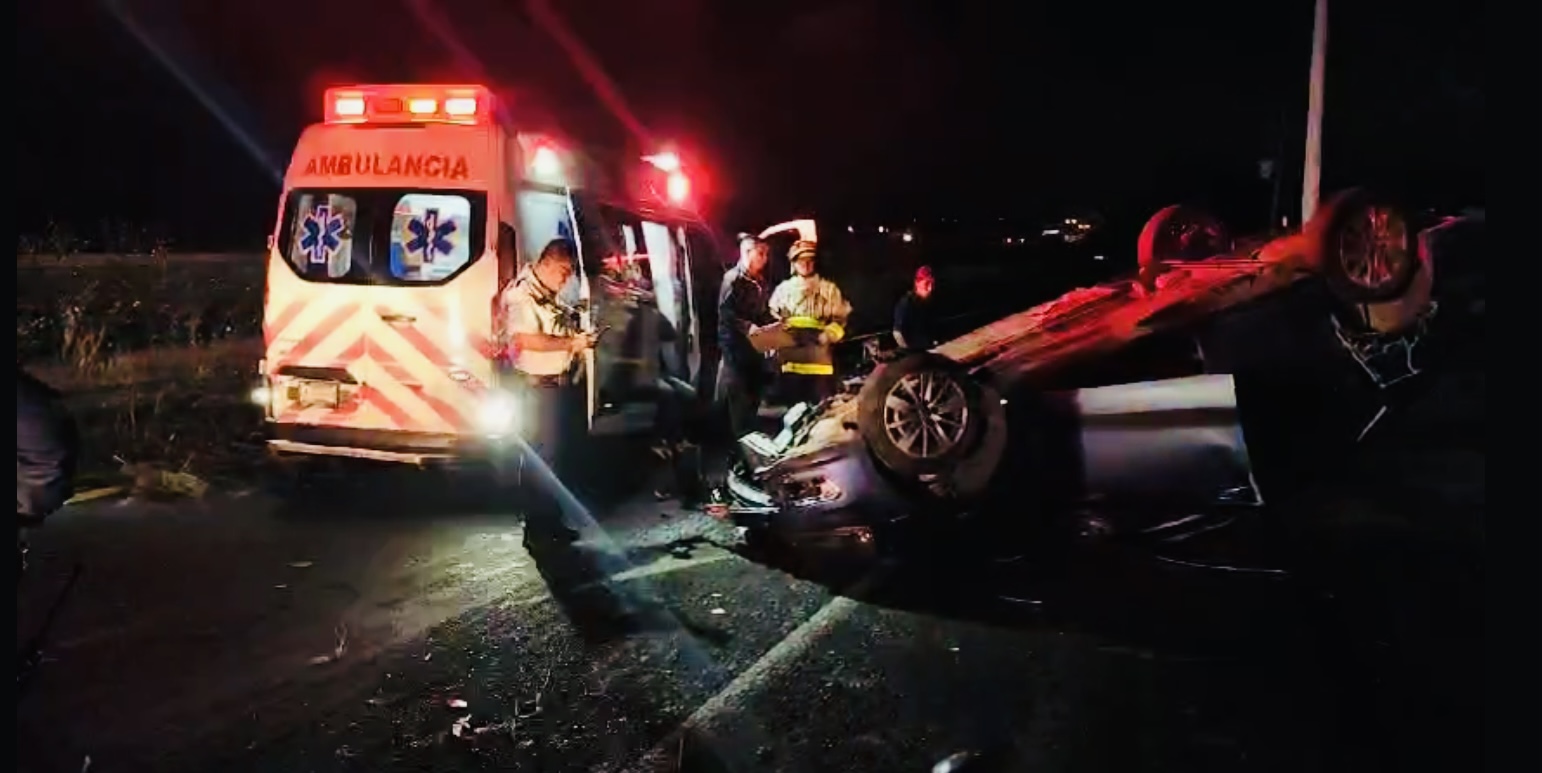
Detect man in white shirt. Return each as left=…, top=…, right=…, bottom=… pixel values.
left=502, top=238, right=597, bottom=541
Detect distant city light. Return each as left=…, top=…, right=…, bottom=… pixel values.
left=901, top=231, right=914, bottom=243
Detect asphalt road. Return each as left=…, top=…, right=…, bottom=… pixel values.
left=17, top=372, right=1483, bottom=773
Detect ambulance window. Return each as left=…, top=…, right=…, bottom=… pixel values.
left=277, top=188, right=488, bottom=286
left=570, top=199, right=639, bottom=279
left=515, top=189, right=576, bottom=269
left=284, top=193, right=359, bottom=279
left=387, top=194, right=475, bottom=282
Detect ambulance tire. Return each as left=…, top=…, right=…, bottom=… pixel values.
left=1305, top=188, right=1420, bottom=305
left=855, top=353, right=1005, bottom=488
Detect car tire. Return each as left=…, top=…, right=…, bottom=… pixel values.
left=855, top=353, right=1004, bottom=487
left=1136, top=204, right=1235, bottom=277
left=1305, top=188, right=1420, bottom=305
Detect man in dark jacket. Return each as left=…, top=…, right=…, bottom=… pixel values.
left=714, top=233, right=775, bottom=441
left=18, top=368, right=80, bottom=579
left=893, top=265, right=941, bottom=351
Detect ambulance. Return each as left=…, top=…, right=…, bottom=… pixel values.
left=255, top=84, right=719, bottom=467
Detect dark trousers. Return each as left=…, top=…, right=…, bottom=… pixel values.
left=654, top=376, right=705, bottom=504
left=714, top=357, right=768, bottom=443
left=518, top=379, right=582, bottom=538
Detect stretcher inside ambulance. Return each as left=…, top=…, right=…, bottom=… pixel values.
left=257, top=84, right=713, bottom=466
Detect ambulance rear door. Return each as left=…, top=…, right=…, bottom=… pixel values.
left=267, top=183, right=498, bottom=440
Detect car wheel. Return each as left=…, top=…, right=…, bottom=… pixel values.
left=855, top=353, right=1004, bottom=488
left=1136, top=204, right=1234, bottom=277
left=1306, top=188, right=1420, bottom=305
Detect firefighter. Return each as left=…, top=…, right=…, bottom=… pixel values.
left=714, top=233, right=776, bottom=442
left=18, top=367, right=79, bottom=580
left=769, top=240, right=851, bottom=405
left=893, top=264, right=940, bottom=351
left=503, top=238, right=598, bottom=543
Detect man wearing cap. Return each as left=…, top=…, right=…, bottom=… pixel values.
left=768, top=240, right=851, bottom=404
left=715, top=233, right=776, bottom=442
left=893, top=264, right=941, bottom=351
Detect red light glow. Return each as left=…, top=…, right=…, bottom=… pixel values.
left=666, top=172, right=690, bottom=204
left=531, top=145, right=562, bottom=177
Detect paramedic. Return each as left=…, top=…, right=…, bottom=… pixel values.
left=768, top=240, right=851, bottom=405
left=893, top=265, right=940, bottom=351
left=504, top=238, right=597, bottom=540
left=18, top=367, right=80, bottom=579
left=715, top=233, right=775, bottom=441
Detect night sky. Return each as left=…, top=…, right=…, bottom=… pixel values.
left=21, top=0, right=1482, bottom=250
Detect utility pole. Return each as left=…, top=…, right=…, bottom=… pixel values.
left=1301, top=0, right=1329, bottom=224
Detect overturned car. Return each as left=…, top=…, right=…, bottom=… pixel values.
left=725, top=190, right=1473, bottom=554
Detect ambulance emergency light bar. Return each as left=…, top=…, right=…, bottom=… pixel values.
left=643, top=151, right=691, bottom=205
left=324, top=84, right=492, bottom=125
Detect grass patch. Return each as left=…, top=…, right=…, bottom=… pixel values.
left=20, top=253, right=269, bottom=489
left=34, top=339, right=268, bottom=489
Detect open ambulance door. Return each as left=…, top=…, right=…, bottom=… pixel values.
left=569, top=198, right=665, bottom=435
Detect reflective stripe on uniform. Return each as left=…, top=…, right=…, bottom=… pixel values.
left=781, top=361, right=835, bottom=375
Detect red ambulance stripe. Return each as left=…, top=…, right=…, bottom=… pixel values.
left=421, top=305, right=499, bottom=361
left=334, top=336, right=367, bottom=364
left=405, top=386, right=468, bottom=431
left=275, top=303, right=360, bottom=368
left=370, top=345, right=465, bottom=431
left=384, top=323, right=454, bottom=369
left=263, top=300, right=305, bottom=344
left=380, top=361, right=416, bottom=383
left=361, top=386, right=415, bottom=430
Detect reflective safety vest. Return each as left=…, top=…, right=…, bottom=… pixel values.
left=769, top=275, right=850, bottom=376
left=776, top=316, right=847, bottom=376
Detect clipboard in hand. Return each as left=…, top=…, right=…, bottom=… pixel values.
left=748, top=322, right=797, bottom=353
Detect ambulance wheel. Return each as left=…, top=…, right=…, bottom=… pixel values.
left=1305, top=188, right=1420, bottom=305
left=1136, top=204, right=1234, bottom=274
left=855, top=353, right=1004, bottom=486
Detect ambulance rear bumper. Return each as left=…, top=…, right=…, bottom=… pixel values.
left=266, top=423, right=518, bottom=467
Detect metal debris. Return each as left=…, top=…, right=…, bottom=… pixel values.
left=307, top=622, right=349, bottom=666
left=934, top=750, right=981, bottom=773
left=121, top=462, right=209, bottom=499
left=709, top=607, right=727, bottom=616
left=448, top=698, right=469, bottom=709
